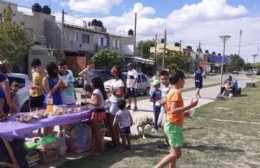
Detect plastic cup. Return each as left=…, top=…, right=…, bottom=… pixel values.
left=188, top=109, right=195, bottom=118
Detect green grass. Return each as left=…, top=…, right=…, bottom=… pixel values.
left=59, top=83, right=260, bottom=168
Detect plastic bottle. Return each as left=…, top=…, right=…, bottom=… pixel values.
left=46, top=93, right=53, bottom=113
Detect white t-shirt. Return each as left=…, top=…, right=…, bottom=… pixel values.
left=91, top=88, right=105, bottom=108
left=59, top=70, right=76, bottom=105
left=126, top=69, right=138, bottom=88
left=160, top=84, right=171, bottom=100
left=109, top=79, right=124, bottom=103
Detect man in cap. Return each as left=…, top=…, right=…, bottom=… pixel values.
left=126, top=63, right=138, bottom=111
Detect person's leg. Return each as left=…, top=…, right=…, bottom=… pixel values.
left=154, top=107, right=160, bottom=131
left=92, top=119, right=103, bottom=155
left=126, top=134, right=131, bottom=149
left=121, top=134, right=126, bottom=149
left=154, top=147, right=181, bottom=168
left=106, top=114, right=116, bottom=142
left=114, top=124, right=120, bottom=145
left=133, top=89, right=138, bottom=111
left=127, top=88, right=131, bottom=109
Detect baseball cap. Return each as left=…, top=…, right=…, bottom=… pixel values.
left=127, top=63, right=133, bottom=68
left=152, top=79, right=160, bottom=86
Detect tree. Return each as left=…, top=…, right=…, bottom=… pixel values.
left=228, top=54, right=246, bottom=72
left=0, top=4, right=32, bottom=65
left=92, top=49, right=125, bottom=69
left=137, top=40, right=155, bottom=59
left=157, top=49, right=190, bottom=72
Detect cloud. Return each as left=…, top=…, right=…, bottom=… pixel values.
left=67, top=0, right=122, bottom=14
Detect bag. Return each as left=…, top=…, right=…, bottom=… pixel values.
left=65, top=123, right=92, bottom=154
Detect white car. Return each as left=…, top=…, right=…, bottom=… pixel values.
left=8, top=73, right=30, bottom=112
left=104, top=72, right=150, bottom=96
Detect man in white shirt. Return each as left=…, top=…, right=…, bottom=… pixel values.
left=126, top=63, right=138, bottom=111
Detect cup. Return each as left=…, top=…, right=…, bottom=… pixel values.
left=188, top=109, right=195, bottom=118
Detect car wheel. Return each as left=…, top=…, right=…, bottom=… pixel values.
left=144, top=87, right=150, bottom=95
left=21, top=100, right=30, bottom=112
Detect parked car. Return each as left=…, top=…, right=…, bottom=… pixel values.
left=246, top=71, right=253, bottom=76
left=232, top=70, right=239, bottom=75
left=104, top=72, right=150, bottom=96
left=74, top=69, right=112, bottom=88
left=7, top=73, right=30, bottom=112
left=252, top=69, right=259, bottom=74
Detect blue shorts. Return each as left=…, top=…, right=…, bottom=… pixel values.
left=127, top=88, right=137, bottom=97
left=119, top=126, right=131, bottom=136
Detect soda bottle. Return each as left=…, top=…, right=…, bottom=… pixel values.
left=46, top=93, right=53, bottom=113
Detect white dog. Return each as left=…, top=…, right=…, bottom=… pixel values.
left=133, top=114, right=153, bottom=139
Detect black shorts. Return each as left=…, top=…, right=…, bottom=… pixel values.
left=195, top=82, right=202, bottom=89
left=29, top=95, right=44, bottom=108
left=127, top=88, right=137, bottom=97
left=119, top=126, right=131, bottom=136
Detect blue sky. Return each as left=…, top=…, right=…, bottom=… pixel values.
left=7, top=0, right=260, bottom=63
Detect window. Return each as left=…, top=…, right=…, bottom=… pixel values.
left=82, top=34, right=90, bottom=43
left=116, top=40, right=120, bottom=48
left=138, top=75, right=141, bottom=83
left=141, top=75, right=147, bottom=82
left=112, top=39, right=116, bottom=48
left=70, top=32, right=78, bottom=42
left=8, top=77, right=25, bottom=88
left=98, top=37, right=107, bottom=47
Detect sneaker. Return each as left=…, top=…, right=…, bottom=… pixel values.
left=133, top=106, right=138, bottom=111
left=126, top=105, right=131, bottom=110
left=151, top=128, right=156, bottom=133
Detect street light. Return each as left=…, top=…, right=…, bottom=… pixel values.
left=217, top=35, right=231, bottom=99
left=252, top=54, right=258, bottom=70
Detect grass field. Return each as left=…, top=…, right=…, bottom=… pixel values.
left=59, top=83, right=260, bottom=168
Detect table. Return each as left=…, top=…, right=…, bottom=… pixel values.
left=0, top=108, right=92, bottom=168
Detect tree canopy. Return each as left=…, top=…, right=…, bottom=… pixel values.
left=157, top=49, right=190, bottom=72
left=137, top=40, right=155, bottom=59
left=92, top=49, right=125, bottom=69
left=0, top=3, right=32, bottom=64
left=228, top=54, right=246, bottom=71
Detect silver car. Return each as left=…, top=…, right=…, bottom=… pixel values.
left=104, top=72, right=150, bottom=96
left=8, top=73, right=30, bottom=112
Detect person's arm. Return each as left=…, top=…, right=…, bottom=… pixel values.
left=113, top=114, right=118, bottom=126
left=2, top=80, right=11, bottom=105
left=171, top=99, right=198, bottom=115
left=42, top=77, right=61, bottom=94
left=128, top=111, right=133, bottom=126
left=131, top=71, right=138, bottom=88
left=78, top=68, right=87, bottom=78
left=86, top=93, right=100, bottom=106
left=149, top=91, right=156, bottom=102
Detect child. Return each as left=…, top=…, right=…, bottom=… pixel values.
left=9, top=82, right=19, bottom=115
left=155, top=69, right=198, bottom=168
left=150, top=79, right=162, bottom=133
left=86, top=76, right=107, bottom=156
left=113, top=99, right=133, bottom=150
left=157, top=70, right=171, bottom=146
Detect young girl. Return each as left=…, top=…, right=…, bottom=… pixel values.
left=113, top=99, right=133, bottom=150
left=42, top=62, right=63, bottom=135
left=86, top=76, right=107, bottom=156
left=106, top=66, right=125, bottom=148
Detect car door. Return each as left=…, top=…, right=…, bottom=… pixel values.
left=137, top=74, right=143, bottom=94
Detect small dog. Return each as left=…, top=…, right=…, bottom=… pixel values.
left=133, top=114, right=153, bottom=139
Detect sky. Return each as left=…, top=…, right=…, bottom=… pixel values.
left=7, top=0, right=260, bottom=63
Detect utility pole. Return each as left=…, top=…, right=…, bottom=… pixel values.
left=134, top=12, right=137, bottom=55
left=238, top=29, right=242, bottom=56
left=154, top=33, right=157, bottom=62
left=162, top=29, right=167, bottom=70
left=61, top=9, right=65, bottom=59
left=179, top=40, right=182, bottom=52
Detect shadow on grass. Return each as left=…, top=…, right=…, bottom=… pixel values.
left=183, top=142, right=245, bottom=153
left=59, top=139, right=168, bottom=168
left=183, top=127, right=204, bottom=131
